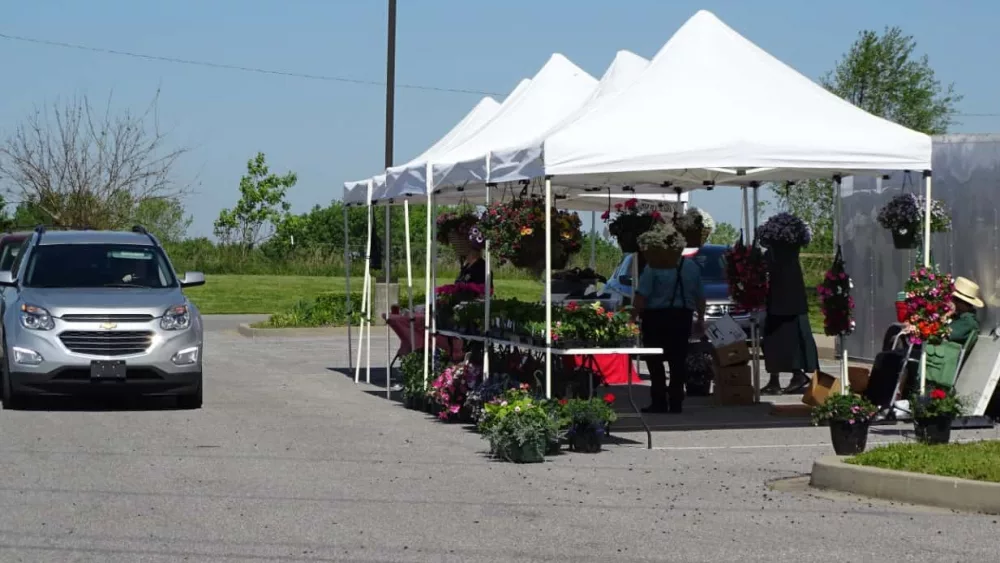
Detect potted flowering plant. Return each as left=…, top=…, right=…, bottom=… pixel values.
left=756, top=212, right=812, bottom=249
left=674, top=207, right=715, bottom=248
left=725, top=238, right=768, bottom=311
left=877, top=194, right=951, bottom=249
left=817, top=248, right=855, bottom=336
left=637, top=221, right=686, bottom=268
left=481, top=387, right=557, bottom=463
left=811, top=393, right=879, bottom=455
left=434, top=282, right=487, bottom=330
left=901, top=266, right=955, bottom=345
left=910, top=388, right=964, bottom=444
left=558, top=394, right=618, bottom=453
left=601, top=198, right=666, bottom=252
left=435, top=210, right=479, bottom=256
left=552, top=301, right=639, bottom=348
left=479, top=196, right=583, bottom=275
left=428, top=361, right=480, bottom=422
left=684, top=347, right=715, bottom=396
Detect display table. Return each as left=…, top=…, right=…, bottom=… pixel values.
left=561, top=354, right=637, bottom=386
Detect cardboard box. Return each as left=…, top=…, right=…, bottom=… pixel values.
left=706, top=314, right=746, bottom=347
left=801, top=371, right=840, bottom=407
left=713, top=341, right=751, bottom=367
left=848, top=366, right=871, bottom=392
left=715, top=384, right=755, bottom=406
left=715, top=364, right=752, bottom=387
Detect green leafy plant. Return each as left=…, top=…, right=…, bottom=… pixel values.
left=552, top=301, right=639, bottom=347
left=480, top=387, right=558, bottom=463
left=811, top=393, right=879, bottom=426
left=911, top=388, right=964, bottom=420
left=559, top=395, right=618, bottom=433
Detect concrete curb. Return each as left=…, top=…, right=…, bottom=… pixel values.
left=237, top=323, right=352, bottom=338
left=810, top=455, right=1000, bottom=514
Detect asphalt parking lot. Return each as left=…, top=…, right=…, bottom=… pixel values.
left=0, top=316, right=997, bottom=562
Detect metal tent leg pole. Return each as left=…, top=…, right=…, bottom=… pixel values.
left=423, top=188, right=434, bottom=390
left=402, top=200, right=414, bottom=400
left=741, top=186, right=760, bottom=403
left=544, top=177, right=553, bottom=399
left=483, top=184, right=492, bottom=379
left=628, top=251, right=651, bottom=449
left=385, top=206, right=392, bottom=395
left=589, top=211, right=597, bottom=269
left=750, top=184, right=761, bottom=403
left=919, top=171, right=933, bottom=394
left=345, top=203, right=353, bottom=372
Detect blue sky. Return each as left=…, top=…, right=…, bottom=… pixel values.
left=3, top=0, right=998, bottom=238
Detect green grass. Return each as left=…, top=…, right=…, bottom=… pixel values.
left=184, top=274, right=542, bottom=315
left=187, top=273, right=826, bottom=333
left=847, top=441, right=1000, bottom=483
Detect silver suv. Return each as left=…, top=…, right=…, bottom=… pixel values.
left=0, top=226, right=205, bottom=409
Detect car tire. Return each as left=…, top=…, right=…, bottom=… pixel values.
left=176, top=376, right=203, bottom=410
left=1, top=337, right=25, bottom=410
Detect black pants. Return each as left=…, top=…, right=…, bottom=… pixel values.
left=641, top=308, right=693, bottom=407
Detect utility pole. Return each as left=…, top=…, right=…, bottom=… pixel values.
left=383, top=0, right=396, bottom=395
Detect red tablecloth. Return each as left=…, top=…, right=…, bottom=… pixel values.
left=385, top=313, right=464, bottom=361
left=562, top=354, right=638, bottom=386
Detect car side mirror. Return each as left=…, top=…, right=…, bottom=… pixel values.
left=180, top=272, right=206, bottom=288
left=618, top=275, right=631, bottom=286
left=0, top=271, right=16, bottom=287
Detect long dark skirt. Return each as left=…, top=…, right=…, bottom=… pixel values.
left=763, top=313, right=819, bottom=374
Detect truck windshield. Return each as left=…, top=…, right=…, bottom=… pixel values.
left=688, top=249, right=727, bottom=282
left=23, top=244, right=178, bottom=289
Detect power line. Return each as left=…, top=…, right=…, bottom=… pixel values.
left=3, top=31, right=1000, bottom=117
left=0, top=31, right=501, bottom=96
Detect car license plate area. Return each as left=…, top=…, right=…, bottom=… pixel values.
left=90, top=360, right=126, bottom=381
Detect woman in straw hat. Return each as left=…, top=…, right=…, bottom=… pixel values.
left=949, top=276, right=983, bottom=344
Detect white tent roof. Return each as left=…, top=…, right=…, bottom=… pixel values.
left=428, top=54, right=598, bottom=192
left=541, top=10, right=932, bottom=190
left=343, top=175, right=385, bottom=206
left=489, top=50, right=649, bottom=184
left=381, top=93, right=509, bottom=203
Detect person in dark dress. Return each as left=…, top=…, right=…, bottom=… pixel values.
left=455, top=227, right=488, bottom=286
left=760, top=245, right=819, bottom=394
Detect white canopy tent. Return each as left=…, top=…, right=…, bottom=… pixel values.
left=538, top=10, right=931, bottom=189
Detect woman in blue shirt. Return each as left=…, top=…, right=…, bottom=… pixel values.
left=633, top=256, right=706, bottom=413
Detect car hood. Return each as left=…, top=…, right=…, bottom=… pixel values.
left=18, top=287, right=187, bottom=318
left=703, top=280, right=730, bottom=303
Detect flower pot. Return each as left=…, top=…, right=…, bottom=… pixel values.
left=914, top=416, right=953, bottom=444
left=644, top=247, right=682, bottom=268
left=502, top=440, right=546, bottom=463
left=569, top=427, right=603, bottom=453
left=829, top=420, right=870, bottom=455
left=546, top=438, right=562, bottom=456
left=891, top=228, right=919, bottom=250
left=615, top=231, right=641, bottom=253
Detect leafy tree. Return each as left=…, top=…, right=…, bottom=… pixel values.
left=131, top=197, right=192, bottom=243
left=708, top=222, right=738, bottom=245
left=0, top=91, right=188, bottom=229
left=771, top=26, right=960, bottom=250
left=214, top=152, right=296, bottom=251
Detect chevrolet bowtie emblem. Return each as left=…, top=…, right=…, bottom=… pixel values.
left=100, top=322, right=118, bottom=330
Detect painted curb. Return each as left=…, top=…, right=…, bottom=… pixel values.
left=810, top=455, right=1000, bottom=514
left=237, top=323, right=352, bottom=338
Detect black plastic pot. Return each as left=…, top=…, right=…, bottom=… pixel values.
left=914, top=416, right=953, bottom=445
left=569, top=427, right=603, bottom=453
left=891, top=228, right=919, bottom=250
left=829, top=420, right=870, bottom=455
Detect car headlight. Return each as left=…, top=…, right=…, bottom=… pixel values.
left=160, top=304, right=191, bottom=330
left=20, top=304, right=55, bottom=331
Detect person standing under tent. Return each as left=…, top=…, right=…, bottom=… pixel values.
left=455, top=228, right=488, bottom=287
left=633, top=255, right=706, bottom=413
left=760, top=246, right=819, bottom=394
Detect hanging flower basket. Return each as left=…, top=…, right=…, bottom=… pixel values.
left=725, top=237, right=768, bottom=311
left=817, top=246, right=856, bottom=337
left=674, top=207, right=715, bottom=248
left=756, top=212, right=812, bottom=249
left=637, top=221, right=685, bottom=268
left=436, top=211, right=479, bottom=255
left=901, top=266, right=955, bottom=346
left=877, top=194, right=951, bottom=250
left=480, top=196, right=583, bottom=274
left=602, top=199, right=667, bottom=253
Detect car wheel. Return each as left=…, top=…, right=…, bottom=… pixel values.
left=177, top=376, right=203, bottom=410
left=1, top=337, right=25, bottom=410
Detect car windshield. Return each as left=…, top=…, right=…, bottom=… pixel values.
left=688, top=248, right=727, bottom=282
left=24, top=244, right=177, bottom=289
left=0, top=241, right=22, bottom=271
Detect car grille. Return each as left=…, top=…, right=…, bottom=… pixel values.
left=59, top=331, right=154, bottom=356
left=60, top=314, right=154, bottom=323
left=706, top=304, right=750, bottom=318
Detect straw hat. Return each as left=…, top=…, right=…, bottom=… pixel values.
left=953, top=277, right=984, bottom=308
